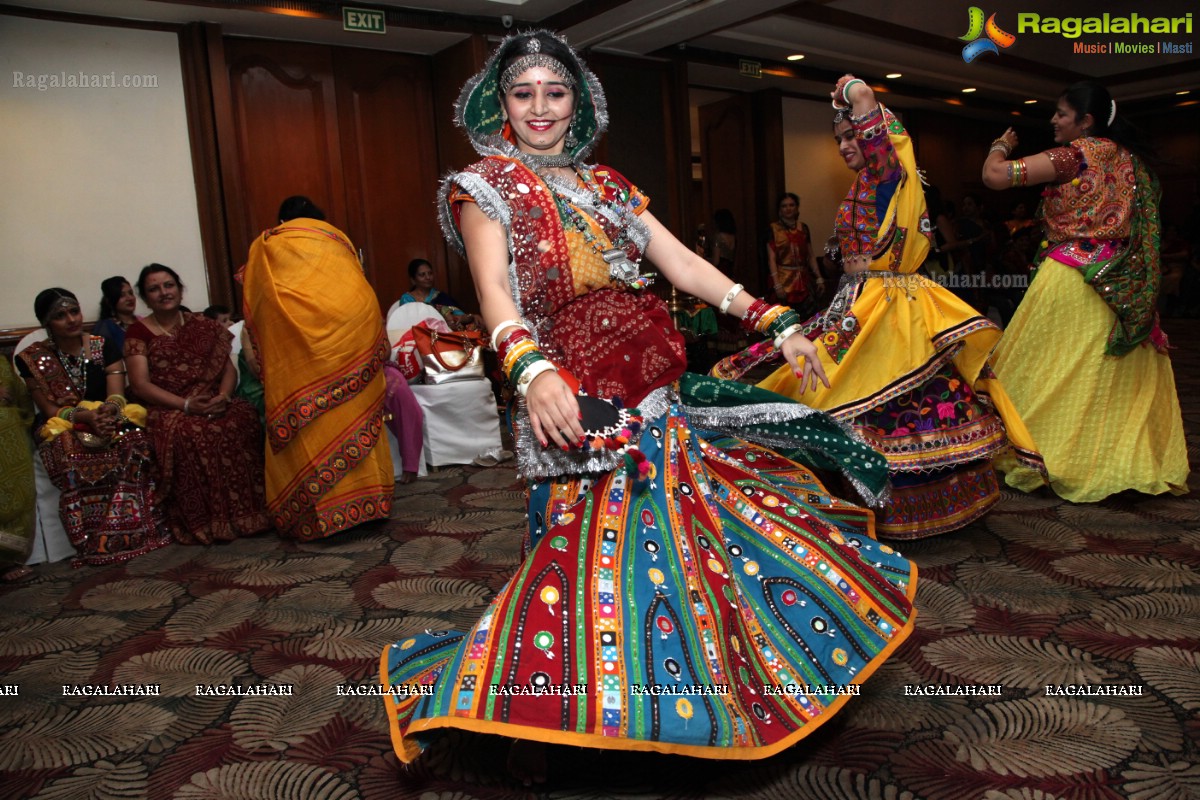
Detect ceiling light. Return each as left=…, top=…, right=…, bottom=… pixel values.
left=786, top=54, right=805, bottom=61
left=1177, top=90, right=1191, bottom=95
left=886, top=73, right=902, bottom=79
left=1024, top=99, right=1037, bottom=104
left=962, top=87, right=977, bottom=93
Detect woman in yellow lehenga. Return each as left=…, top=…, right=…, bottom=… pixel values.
left=726, top=75, right=1042, bottom=539
left=242, top=196, right=394, bottom=540
left=982, top=82, right=1188, bottom=502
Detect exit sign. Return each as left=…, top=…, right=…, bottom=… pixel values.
left=343, top=8, right=386, bottom=34
left=738, top=59, right=762, bottom=79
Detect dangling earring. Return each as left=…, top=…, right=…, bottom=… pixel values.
left=564, top=123, right=578, bottom=150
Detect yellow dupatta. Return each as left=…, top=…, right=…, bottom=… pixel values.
left=243, top=218, right=393, bottom=539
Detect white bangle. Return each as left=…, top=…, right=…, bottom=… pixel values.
left=516, top=360, right=556, bottom=397
left=489, top=318, right=527, bottom=349
left=719, top=283, right=744, bottom=315
left=773, top=323, right=805, bottom=350
left=183, top=397, right=191, bottom=414
left=841, top=78, right=865, bottom=105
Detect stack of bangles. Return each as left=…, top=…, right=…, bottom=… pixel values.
left=740, top=297, right=804, bottom=349
left=492, top=318, right=555, bottom=397
left=55, top=394, right=128, bottom=423
left=990, top=137, right=1028, bottom=188
left=837, top=78, right=865, bottom=107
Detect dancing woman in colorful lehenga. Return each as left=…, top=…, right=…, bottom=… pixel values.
left=380, top=32, right=916, bottom=779
left=735, top=75, right=1042, bottom=540
left=981, top=82, right=1188, bottom=501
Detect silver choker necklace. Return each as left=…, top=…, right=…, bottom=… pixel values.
left=518, top=151, right=575, bottom=169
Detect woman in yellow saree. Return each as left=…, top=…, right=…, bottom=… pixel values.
left=242, top=197, right=394, bottom=540
left=727, top=76, right=1042, bottom=539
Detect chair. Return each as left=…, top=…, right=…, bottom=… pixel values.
left=12, top=332, right=74, bottom=565
left=384, top=302, right=502, bottom=468
left=227, top=320, right=244, bottom=388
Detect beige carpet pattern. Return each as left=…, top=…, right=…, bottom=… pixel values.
left=0, top=328, right=1196, bottom=800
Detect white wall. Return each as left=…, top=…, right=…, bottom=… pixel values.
left=781, top=96, right=853, bottom=254
left=0, top=15, right=208, bottom=328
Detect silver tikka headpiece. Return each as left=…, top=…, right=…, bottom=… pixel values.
left=498, top=37, right=576, bottom=95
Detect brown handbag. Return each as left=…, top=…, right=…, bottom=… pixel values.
left=410, top=322, right=485, bottom=384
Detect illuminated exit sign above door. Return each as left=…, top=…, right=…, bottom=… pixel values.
left=343, top=8, right=386, bottom=34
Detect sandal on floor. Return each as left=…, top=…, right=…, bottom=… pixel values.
left=2, top=566, right=33, bottom=582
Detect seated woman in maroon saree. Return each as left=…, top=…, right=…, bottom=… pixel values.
left=125, top=264, right=270, bottom=543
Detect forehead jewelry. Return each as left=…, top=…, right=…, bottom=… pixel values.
left=42, top=295, right=77, bottom=324
left=499, top=38, right=576, bottom=95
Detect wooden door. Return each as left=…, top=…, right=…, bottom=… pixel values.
left=222, top=38, right=346, bottom=262
left=217, top=37, right=442, bottom=313
left=698, top=94, right=760, bottom=292
left=333, top=47, right=441, bottom=311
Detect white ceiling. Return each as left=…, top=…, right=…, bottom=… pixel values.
left=9, top=0, right=1198, bottom=119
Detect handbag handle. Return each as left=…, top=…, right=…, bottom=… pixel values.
left=427, top=330, right=479, bottom=372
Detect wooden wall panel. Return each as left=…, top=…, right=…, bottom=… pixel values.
left=698, top=94, right=761, bottom=292
left=431, top=36, right=489, bottom=311
left=222, top=39, right=345, bottom=261
left=334, top=47, right=441, bottom=311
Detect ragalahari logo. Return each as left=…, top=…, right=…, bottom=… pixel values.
left=960, top=7, right=1017, bottom=62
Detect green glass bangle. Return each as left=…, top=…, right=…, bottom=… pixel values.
left=766, top=309, right=802, bottom=340
left=507, top=351, right=548, bottom=386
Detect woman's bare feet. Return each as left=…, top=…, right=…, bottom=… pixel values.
left=398, top=471, right=417, bottom=485
left=507, top=739, right=547, bottom=787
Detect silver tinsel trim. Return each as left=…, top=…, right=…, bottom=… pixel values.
left=436, top=170, right=512, bottom=256
left=684, top=400, right=889, bottom=508
left=511, top=384, right=889, bottom=508
left=437, top=168, right=535, bottom=322
left=514, top=386, right=671, bottom=480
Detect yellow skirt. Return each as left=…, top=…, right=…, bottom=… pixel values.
left=756, top=272, right=1042, bottom=538
left=992, top=259, right=1189, bottom=502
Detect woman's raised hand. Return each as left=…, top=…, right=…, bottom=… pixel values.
left=996, top=127, right=1019, bottom=151
left=832, top=73, right=870, bottom=109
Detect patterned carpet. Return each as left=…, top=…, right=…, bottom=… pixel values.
left=0, top=326, right=1196, bottom=800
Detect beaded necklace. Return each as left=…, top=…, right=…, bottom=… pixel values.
left=55, top=344, right=87, bottom=396
left=543, top=167, right=652, bottom=289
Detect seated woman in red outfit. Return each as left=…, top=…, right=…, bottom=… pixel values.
left=125, top=264, right=271, bottom=542
left=17, top=288, right=170, bottom=565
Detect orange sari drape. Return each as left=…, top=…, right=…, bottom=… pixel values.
left=243, top=218, right=393, bottom=540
